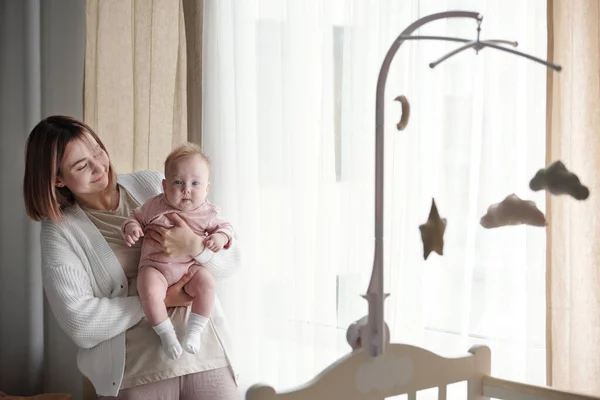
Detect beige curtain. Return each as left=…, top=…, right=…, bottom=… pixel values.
left=546, top=0, right=600, bottom=395
left=84, top=0, right=190, bottom=173
left=82, top=1, right=202, bottom=398
left=181, top=0, right=203, bottom=146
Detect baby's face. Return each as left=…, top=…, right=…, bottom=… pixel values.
left=162, top=155, right=210, bottom=211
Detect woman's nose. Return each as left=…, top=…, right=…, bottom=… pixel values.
left=91, top=160, right=102, bottom=173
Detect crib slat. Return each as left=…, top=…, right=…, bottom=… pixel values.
left=438, top=385, right=447, bottom=400
left=408, top=391, right=416, bottom=400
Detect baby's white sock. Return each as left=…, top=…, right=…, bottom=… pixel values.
left=153, top=318, right=183, bottom=360
left=183, top=313, right=209, bottom=354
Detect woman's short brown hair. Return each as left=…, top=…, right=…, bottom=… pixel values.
left=23, top=115, right=116, bottom=223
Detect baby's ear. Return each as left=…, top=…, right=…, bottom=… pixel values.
left=162, top=179, right=167, bottom=192
left=206, top=182, right=211, bottom=192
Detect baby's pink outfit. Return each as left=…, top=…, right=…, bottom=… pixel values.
left=121, top=194, right=233, bottom=285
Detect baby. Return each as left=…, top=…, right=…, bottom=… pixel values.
left=121, top=143, right=233, bottom=360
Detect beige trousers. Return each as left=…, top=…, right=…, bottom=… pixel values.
left=97, top=367, right=238, bottom=400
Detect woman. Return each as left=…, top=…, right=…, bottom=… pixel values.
left=23, top=116, right=240, bottom=400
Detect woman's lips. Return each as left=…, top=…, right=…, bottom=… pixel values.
left=92, top=172, right=105, bottom=183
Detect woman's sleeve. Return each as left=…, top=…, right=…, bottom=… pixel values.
left=193, top=237, right=241, bottom=281
left=41, top=222, right=145, bottom=349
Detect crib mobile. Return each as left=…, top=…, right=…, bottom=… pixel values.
left=344, top=10, right=590, bottom=357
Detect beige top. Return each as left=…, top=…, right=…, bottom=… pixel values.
left=82, top=185, right=228, bottom=389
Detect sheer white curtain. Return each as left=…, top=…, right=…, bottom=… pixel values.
left=201, top=0, right=547, bottom=394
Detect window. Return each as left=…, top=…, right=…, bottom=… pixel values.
left=203, top=0, right=547, bottom=393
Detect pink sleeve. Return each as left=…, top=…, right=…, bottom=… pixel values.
left=120, top=196, right=158, bottom=235
left=206, top=204, right=234, bottom=249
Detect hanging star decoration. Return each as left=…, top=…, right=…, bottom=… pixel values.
left=419, top=198, right=447, bottom=260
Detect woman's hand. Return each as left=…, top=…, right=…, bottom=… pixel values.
left=164, top=271, right=194, bottom=307
left=147, top=213, right=205, bottom=258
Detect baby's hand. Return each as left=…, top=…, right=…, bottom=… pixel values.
left=204, top=232, right=228, bottom=252
left=124, top=223, right=144, bottom=247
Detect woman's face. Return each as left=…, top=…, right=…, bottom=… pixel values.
left=55, top=135, right=111, bottom=196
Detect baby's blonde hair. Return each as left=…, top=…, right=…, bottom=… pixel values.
left=164, top=142, right=210, bottom=177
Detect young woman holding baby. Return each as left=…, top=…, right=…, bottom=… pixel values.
left=22, top=115, right=240, bottom=400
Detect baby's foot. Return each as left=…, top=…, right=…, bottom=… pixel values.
left=161, top=336, right=183, bottom=360
left=153, top=319, right=183, bottom=360
left=182, top=313, right=210, bottom=354
left=183, top=331, right=202, bottom=354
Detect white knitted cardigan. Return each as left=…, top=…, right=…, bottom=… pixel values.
left=40, top=170, right=240, bottom=396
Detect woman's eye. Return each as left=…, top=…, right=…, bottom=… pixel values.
left=78, top=164, right=88, bottom=171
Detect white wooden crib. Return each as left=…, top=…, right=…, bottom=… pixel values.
left=245, top=343, right=599, bottom=400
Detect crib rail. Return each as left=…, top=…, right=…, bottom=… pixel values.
left=246, top=343, right=600, bottom=400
